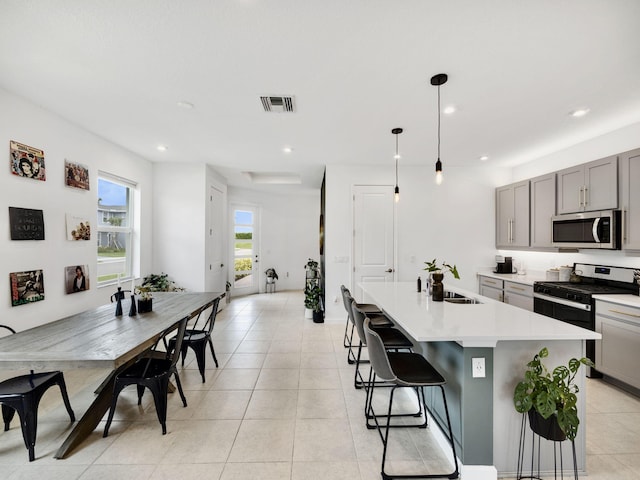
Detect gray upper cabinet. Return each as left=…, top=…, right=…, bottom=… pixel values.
left=620, top=148, right=640, bottom=250
left=496, top=180, right=530, bottom=248
left=556, top=155, right=618, bottom=214
left=530, top=173, right=556, bottom=248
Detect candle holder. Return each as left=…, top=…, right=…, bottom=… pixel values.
left=128, top=294, right=137, bottom=316
left=114, top=287, right=123, bottom=316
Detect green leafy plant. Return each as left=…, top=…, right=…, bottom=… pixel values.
left=513, top=347, right=594, bottom=441
left=423, top=259, right=460, bottom=279
left=135, top=285, right=153, bottom=300
left=304, top=282, right=322, bottom=312
left=139, top=273, right=184, bottom=294
left=305, top=258, right=319, bottom=272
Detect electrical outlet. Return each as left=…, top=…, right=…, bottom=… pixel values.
left=472, top=357, right=486, bottom=378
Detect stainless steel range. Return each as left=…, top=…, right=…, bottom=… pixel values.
left=533, top=263, right=639, bottom=377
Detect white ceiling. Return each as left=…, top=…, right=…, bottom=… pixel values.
left=1, top=0, right=640, bottom=193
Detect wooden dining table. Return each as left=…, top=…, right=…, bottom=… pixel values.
left=0, top=291, right=223, bottom=459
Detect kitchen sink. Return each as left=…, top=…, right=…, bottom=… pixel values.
left=443, top=291, right=482, bottom=304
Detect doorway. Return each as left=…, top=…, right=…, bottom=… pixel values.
left=231, top=205, right=260, bottom=295
left=352, top=185, right=396, bottom=301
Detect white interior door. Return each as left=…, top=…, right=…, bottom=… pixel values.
left=353, top=185, right=395, bottom=301
left=206, top=185, right=225, bottom=293
left=231, top=205, right=260, bottom=295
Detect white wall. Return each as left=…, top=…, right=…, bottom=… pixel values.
left=152, top=163, right=229, bottom=293
left=0, top=88, right=153, bottom=331
left=324, top=163, right=511, bottom=320
left=227, top=186, right=320, bottom=293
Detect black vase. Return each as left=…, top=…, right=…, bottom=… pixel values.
left=431, top=273, right=444, bottom=301
left=312, top=310, right=324, bottom=323
left=528, top=409, right=566, bottom=442
left=138, top=298, right=153, bottom=313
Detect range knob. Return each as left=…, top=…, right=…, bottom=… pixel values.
left=567, top=293, right=576, bottom=301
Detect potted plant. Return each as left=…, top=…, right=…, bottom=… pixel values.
left=139, top=273, right=185, bottom=293
left=513, top=347, right=594, bottom=441
left=305, top=282, right=324, bottom=323
left=305, top=258, right=319, bottom=279
left=423, top=259, right=460, bottom=301
left=135, top=285, right=153, bottom=313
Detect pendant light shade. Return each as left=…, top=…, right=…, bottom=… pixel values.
left=392, top=128, right=403, bottom=202
left=431, top=73, right=448, bottom=185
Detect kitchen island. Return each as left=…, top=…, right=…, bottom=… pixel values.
left=360, top=282, right=600, bottom=479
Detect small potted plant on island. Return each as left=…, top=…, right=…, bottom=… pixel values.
left=423, top=259, right=460, bottom=301
left=513, top=347, right=594, bottom=442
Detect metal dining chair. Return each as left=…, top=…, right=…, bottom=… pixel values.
left=0, top=325, right=75, bottom=461
left=363, top=318, right=459, bottom=479
left=103, top=317, right=188, bottom=436
left=168, top=296, right=221, bottom=383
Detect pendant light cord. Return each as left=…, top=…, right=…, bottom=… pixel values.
left=395, top=134, right=399, bottom=184
left=437, top=84, right=441, bottom=159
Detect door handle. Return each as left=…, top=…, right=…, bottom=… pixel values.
left=385, top=268, right=394, bottom=273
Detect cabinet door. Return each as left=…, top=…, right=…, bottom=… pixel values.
left=496, top=181, right=529, bottom=248
left=512, top=181, right=530, bottom=247
left=480, top=285, right=502, bottom=302
left=496, top=185, right=514, bottom=248
left=596, top=311, right=640, bottom=389
left=584, top=155, right=618, bottom=211
left=556, top=165, right=584, bottom=214
left=621, top=148, right=640, bottom=250
left=530, top=173, right=555, bottom=248
left=503, top=292, right=533, bottom=311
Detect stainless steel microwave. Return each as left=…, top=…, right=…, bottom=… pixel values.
left=551, top=210, right=621, bottom=249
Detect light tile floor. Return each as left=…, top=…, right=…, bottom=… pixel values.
left=1, top=290, right=639, bottom=479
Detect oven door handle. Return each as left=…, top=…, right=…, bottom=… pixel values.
left=533, top=292, right=592, bottom=311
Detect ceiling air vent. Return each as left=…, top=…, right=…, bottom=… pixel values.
left=260, top=95, right=296, bottom=113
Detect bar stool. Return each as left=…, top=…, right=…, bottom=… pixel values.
left=340, top=286, right=393, bottom=364
left=363, top=318, right=459, bottom=479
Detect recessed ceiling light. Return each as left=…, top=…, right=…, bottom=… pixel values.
left=157, top=145, right=168, bottom=151
left=479, top=155, right=489, bottom=161
left=177, top=101, right=194, bottom=109
left=443, top=105, right=456, bottom=115
left=283, top=146, right=293, bottom=154
left=570, top=108, right=590, bottom=118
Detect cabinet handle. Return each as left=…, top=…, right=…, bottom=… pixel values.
left=583, top=186, right=588, bottom=207
left=622, top=208, right=627, bottom=244
left=609, top=309, right=640, bottom=318
left=578, top=187, right=583, bottom=207
left=485, top=280, right=497, bottom=285
left=509, top=286, right=526, bottom=292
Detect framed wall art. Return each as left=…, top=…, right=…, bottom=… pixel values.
left=10, top=140, right=46, bottom=181
left=10, top=269, right=45, bottom=306
left=65, top=160, right=90, bottom=190
left=8, top=207, right=45, bottom=240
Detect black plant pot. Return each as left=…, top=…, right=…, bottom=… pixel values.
left=312, top=310, right=324, bottom=323
left=431, top=273, right=444, bottom=301
left=528, top=409, right=566, bottom=442
left=138, top=298, right=153, bottom=313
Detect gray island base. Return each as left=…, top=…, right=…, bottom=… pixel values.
left=360, top=282, right=599, bottom=479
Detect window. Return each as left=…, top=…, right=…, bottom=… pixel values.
left=233, top=209, right=254, bottom=288
left=97, top=174, right=135, bottom=285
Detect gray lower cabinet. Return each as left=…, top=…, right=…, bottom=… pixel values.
left=595, top=300, right=640, bottom=389
left=479, top=276, right=503, bottom=302
left=503, top=281, right=533, bottom=311
left=620, top=148, right=640, bottom=250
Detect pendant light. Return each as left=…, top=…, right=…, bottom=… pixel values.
left=431, top=73, right=448, bottom=185
left=392, top=128, right=403, bottom=203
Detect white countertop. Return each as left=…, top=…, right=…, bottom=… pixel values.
left=360, top=282, right=601, bottom=348
left=593, top=293, right=640, bottom=308
left=476, top=269, right=547, bottom=286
